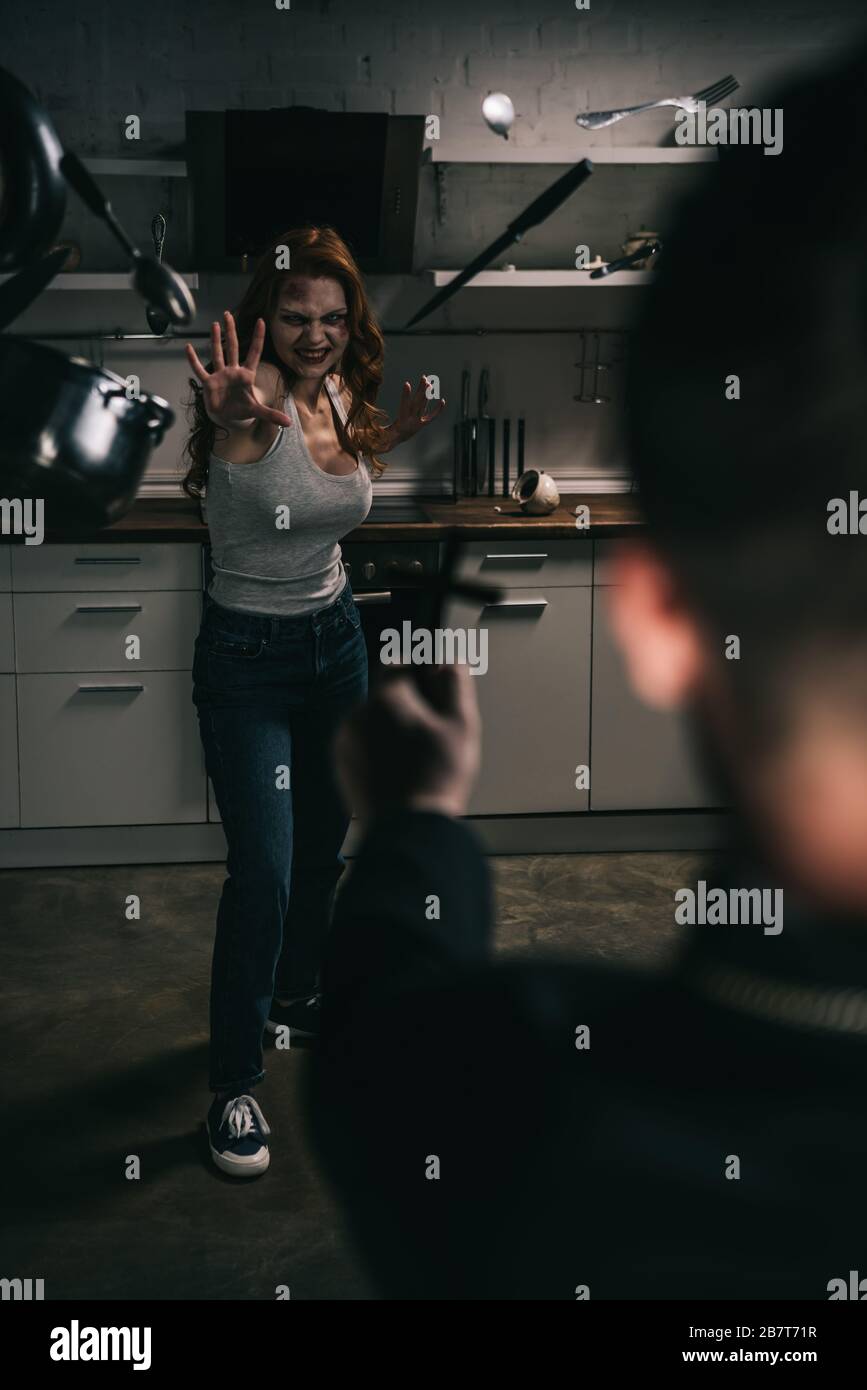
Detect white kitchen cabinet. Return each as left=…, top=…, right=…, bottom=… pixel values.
left=14, top=591, right=201, bottom=672
left=446, top=583, right=592, bottom=816
left=17, top=671, right=206, bottom=827
left=11, top=541, right=201, bottom=591
left=590, top=543, right=723, bottom=810
left=0, top=676, right=19, bottom=827
left=10, top=542, right=207, bottom=829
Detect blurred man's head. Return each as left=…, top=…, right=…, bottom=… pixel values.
left=614, top=42, right=867, bottom=916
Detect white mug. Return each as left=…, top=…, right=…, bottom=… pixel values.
left=511, top=469, right=560, bottom=515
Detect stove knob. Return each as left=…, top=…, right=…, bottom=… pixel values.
left=344, top=561, right=352, bottom=576
left=362, top=561, right=376, bottom=580
left=385, top=558, right=424, bottom=578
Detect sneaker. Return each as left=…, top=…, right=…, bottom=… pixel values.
left=207, top=1093, right=271, bottom=1178
left=265, top=992, right=321, bottom=1040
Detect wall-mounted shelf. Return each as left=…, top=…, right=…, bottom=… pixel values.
left=0, top=273, right=199, bottom=291
left=423, top=144, right=718, bottom=164
left=425, top=269, right=655, bottom=288
left=81, top=158, right=188, bottom=177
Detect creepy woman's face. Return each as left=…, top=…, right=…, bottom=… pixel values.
left=269, top=275, right=351, bottom=378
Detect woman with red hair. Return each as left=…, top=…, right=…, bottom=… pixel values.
left=183, top=225, right=444, bottom=1178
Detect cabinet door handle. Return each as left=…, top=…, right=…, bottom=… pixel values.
left=73, top=556, right=143, bottom=565
left=353, top=590, right=392, bottom=604
left=74, top=604, right=143, bottom=613
left=481, top=598, right=548, bottom=609
left=483, top=552, right=548, bottom=561
left=76, top=683, right=145, bottom=692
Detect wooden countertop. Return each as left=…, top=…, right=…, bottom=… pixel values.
left=39, top=493, right=645, bottom=542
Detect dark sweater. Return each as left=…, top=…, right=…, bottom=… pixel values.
left=305, top=810, right=867, bottom=1300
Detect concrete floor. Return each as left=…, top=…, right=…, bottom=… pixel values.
left=1, top=848, right=707, bottom=1300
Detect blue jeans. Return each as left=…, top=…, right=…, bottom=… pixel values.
left=192, top=579, right=368, bottom=1094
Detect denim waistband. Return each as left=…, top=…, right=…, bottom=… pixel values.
left=202, top=578, right=356, bottom=640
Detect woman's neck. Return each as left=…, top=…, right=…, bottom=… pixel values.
left=292, top=374, right=329, bottom=412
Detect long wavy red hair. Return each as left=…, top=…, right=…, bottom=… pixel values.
left=181, top=225, right=392, bottom=497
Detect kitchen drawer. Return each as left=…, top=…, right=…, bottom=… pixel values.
left=14, top=591, right=202, bottom=672
left=0, top=676, right=19, bottom=826
left=12, top=542, right=202, bottom=592
left=0, top=595, right=12, bottom=672
left=17, top=671, right=207, bottom=826
left=450, top=538, right=592, bottom=588
left=0, top=545, right=11, bottom=591
left=445, top=586, right=591, bottom=815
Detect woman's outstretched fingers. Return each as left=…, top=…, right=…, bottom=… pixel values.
left=185, top=341, right=209, bottom=382
left=257, top=403, right=294, bottom=429
left=423, top=397, right=448, bottom=424
left=223, top=310, right=239, bottom=367
left=211, top=320, right=225, bottom=372
left=245, top=317, right=265, bottom=372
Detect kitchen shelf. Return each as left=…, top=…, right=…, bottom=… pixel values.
left=423, top=144, right=718, bottom=164
left=0, top=273, right=199, bottom=290
left=73, top=150, right=716, bottom=181
left=425, top=269, right=655, bottom=287
left=82, top=158, right=188, bottom=177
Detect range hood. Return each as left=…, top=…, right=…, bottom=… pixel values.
left=185, top=107, right=425, bottom=274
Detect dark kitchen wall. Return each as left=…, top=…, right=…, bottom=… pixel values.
left=5, top=0, right=865, bottom=494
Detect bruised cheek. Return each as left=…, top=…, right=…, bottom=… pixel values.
left=270, top=324, right=299, bottom=357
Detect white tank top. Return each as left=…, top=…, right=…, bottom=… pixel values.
left=205, top=373, right=373, bottom=616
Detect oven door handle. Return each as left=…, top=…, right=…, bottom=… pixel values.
left=352, top=590, right=393, bottom=605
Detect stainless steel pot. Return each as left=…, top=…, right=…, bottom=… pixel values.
left=0, top=337, right=174, bottom=528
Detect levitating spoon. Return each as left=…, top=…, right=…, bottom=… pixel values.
left=59, top=151, right=194, bottom=325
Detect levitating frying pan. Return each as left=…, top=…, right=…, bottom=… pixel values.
left=0, top=66, right=67, bottom=272
left=0, top=66, right=194, bottom=528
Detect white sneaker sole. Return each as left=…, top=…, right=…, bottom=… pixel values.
left=208, top=1137, right=270, bottom=1178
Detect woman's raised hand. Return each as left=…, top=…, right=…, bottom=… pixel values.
left=390, top=375, right=447, bottom=446
left=185, top=312, right=292, bottom=431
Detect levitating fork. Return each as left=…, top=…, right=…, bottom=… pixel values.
left=575, top=75, right=739, bottom=131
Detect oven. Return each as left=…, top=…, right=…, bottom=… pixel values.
left=340, top=534, right=439, bottom=690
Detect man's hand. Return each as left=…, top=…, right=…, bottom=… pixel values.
left=333, top=664, right=481, bottom=824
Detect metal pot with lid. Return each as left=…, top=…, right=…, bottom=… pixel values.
left=0, top=339, right=174, bottom=528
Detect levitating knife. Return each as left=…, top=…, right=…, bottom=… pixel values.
left=405, top=158, right=594, bottom=329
